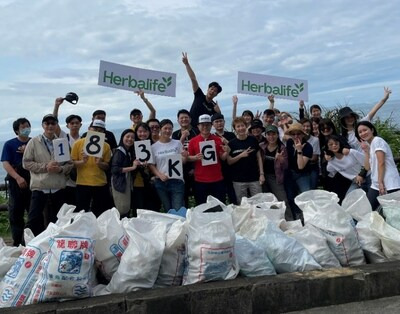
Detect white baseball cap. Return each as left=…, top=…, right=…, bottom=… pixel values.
left=198, top=114, right=212, bottom=124
left=90, top=119, right=106, bottom=129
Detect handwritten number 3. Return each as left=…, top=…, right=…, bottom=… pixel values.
left=138, top=144, right=150, bottom=162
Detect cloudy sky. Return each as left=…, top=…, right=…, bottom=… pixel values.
left=1, top=0, right=399, bottom=140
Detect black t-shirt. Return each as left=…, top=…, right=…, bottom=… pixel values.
left=263, top=147, right=277, bottom=175
left=172, top=128, right=198, bottom=150
left=228, top=136, right=260, bottom=182
left=215, top=131, right=235, bottom=143
left=214, top=131, right=236, bottom=180
left=190, top=87, right=217, bottom=128
left=286, top=138, right=313, bottom=173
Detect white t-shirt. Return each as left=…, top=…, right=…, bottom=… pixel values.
left=326, top=149, right=365, bottom=180
left=347, top=114, right=370, bottom=152
left=307, top=135, right=321, bottom=155
left=369, top=136, right=400, bottom=191
left=151, top=139, right=183, bottom=180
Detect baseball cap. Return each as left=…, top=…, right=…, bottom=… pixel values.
left=265, top=125, right=279, bottom=134
left=198, top=114, right=212, bottom=124
left=211, top=113, right=225, bottom=122
left=42, top=114, right=58, bottom=123
left=65, top=114, right=82, bottom=124
left=90, top=119, right=106, bottom=129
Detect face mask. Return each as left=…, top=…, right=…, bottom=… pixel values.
left=19, top=127, right=31, bottom=137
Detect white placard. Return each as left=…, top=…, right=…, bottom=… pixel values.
left=53, top=138, right=71, bottom=162
left=200, top=140, right=217, bottom=166
left=84, top=131, right=105, bottom=158
left=237, top=71, right=308, bottom=101
left=166, top=154, right=183, bottom=180
left=98, top=60, right=176, bottom=97
left=134, top=140, right=154, bottom=164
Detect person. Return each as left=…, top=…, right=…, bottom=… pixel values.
left=212, top=112, right=236, bottom=205
left=22, top=114, right=73, bottom=236
left=231, top=95, right=258, bottom=128
left=111, top=129, right=139, bottom=217
left=284, top=123, right=313, bottom=220
left=262, top=109, right=275, bottom=127
left=147, top=118, right=160, bottom=143
left=82, top=110, right=117, bottom=151
left=300, top=118, right=321, bottom=189
left=227, top=117, right=264, bottom=204
left=311, top=117, right=320, bottom=137
left=188, top=114, right=228, bottom=204
left=130, top=90, right=156, bottom=131
left=259, top=124, right=292, bottom=220
left=325, top=135, right=370, bottom=200
left=299, top=100, right=322, bottom=120
left=71, top=120, right=112, bottom=217
left=182, top=52, right=222, bottom=129
left=249, top=119, right=265, bottom=143
left=1, top=118, right=32, bottom=245
left=339, top=87, right=391, bottom=152
left=52, top=96, right=82, bottom=205
left=172, top=109, right=198, bottom=207
left=149, top=119, right=186, bottom=211
left=133, top=122, right=161, bottom=212
left=356, top=121, right=400, bottom=210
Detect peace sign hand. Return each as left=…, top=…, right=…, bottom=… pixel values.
left=182, top=52, right=189, bottom=65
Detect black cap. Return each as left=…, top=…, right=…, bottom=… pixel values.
left=64, top=92, right=79, bottom=105
left=249, top=119, right=265, bottom=132
left=65, top=114, right=82, bottom=124
left=211, top=113, right=224, bottom=122
left=42, top=114, right=58, bottom=123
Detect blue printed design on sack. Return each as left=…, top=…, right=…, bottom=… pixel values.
left=1, top=287, right=14, bottom=303
left=58, top=251, right=83, bottom=274
left=72, top=284, right=88, bottom=297
left=6, top=257, right=24, bottom=279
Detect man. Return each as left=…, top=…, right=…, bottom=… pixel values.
left=147, top=118, right=160, bottom=143
left=188, top=114, right=228, bottom=204
left=52, top=96, right=82, bottom=205
left=262, top=109, right=276, bottom=127
left=130, top=90, right=156, bottom=131
left=172, top=109, right=198, bottom=207
left=82, top=110, right=117, bottom=151
left=71, top=120, right=112, bottom=217
left=212, top=113, right=236, bottom=204
left=1, top=118, right=32, bottom=245
left=182, top=52, right=222, bottom=129
left=23, top=114, right=73, bottom=236
left=299, top=100, right=322, bottom=119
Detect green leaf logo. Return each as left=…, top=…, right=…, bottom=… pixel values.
left=295, top=83, right=299, bottom=89
left=162, top=76, right=172, bottom=87
left=299, top=83, right=304, bottom=92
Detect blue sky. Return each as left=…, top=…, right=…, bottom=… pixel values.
left=1, top=0, right=399, bottom=140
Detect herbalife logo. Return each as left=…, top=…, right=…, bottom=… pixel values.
left=102, top=71, right=172, bottom=92
left=241, top=80, right=304, bottom=97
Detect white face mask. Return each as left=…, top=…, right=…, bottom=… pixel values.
left=19, top=127, right=31, bottom=137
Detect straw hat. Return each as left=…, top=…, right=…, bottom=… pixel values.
left=285, top=123, right=306, bottom=136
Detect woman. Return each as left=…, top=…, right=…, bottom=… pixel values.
left=300, top=118, right=320, bottom=189
left=149, top=119, right=186, bottom=211
left=340, top=87, right=391, bottom=151
left=325, top=135, right=370, bottom=200
left=356, top=121, right=400, bottom=210
left=311, top=117, right=320, bottom=137
left=227, top=117, right=264, bottom=204
left=259, top=125, right=292, bottom=219
left=111, top=129, right=139, bottom=217
left=284, top=123, right=313, bottom=220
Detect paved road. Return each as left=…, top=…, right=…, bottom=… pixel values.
left=286, top=295, right=400, bottom=313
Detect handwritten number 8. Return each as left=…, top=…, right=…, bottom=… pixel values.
left=86, top=135, right=101, bottom=155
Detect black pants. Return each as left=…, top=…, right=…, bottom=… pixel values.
left=76, top=184, right=111, bottom=217
left=194, top=180, right=226, bottom=205
left=7, top=178, right=31, bottom=246
left=26, top=189, right=65, bottom=236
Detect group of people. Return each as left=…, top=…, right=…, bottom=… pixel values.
left=2, top=52, right=400, bottom=247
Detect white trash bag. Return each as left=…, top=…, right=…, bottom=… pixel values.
left=229, top=202, right=254, bottom=232
left=342, top=189, right=372, bottom=222
left=235, top=235, right=276, bottom=277
left=183, top=210, right=238, bottom=285
left=27, top=211, right=98, bottom=304
left=370, top=211, right=400, bottom=261
left=242, top=193, right=278, bottom=205
left=295, top=191, right=366, bottom=267
left=137, top=209, right=186, bottom=287
left=378, top=191, right=400, bottom=231
left=95, top=208, right=129, bottom=281
left=104, top=218, right=167, bottom=294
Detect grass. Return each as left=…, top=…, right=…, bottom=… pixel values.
left=0, top=192, right=10, bottom=238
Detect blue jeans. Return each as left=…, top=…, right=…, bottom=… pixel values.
left=154, top=178, right=185, bottom=211
left=284, top=169, right=311, bottom=219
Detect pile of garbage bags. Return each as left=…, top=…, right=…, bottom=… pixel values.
left=1, top=189, right=400, bottom=308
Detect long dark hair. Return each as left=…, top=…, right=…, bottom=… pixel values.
left=118, top=129, right=135, bottom=154
left=134, top=122, right=152, bottom=143
left=355, top=121, right=378, bottom=142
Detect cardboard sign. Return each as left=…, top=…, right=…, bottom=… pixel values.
left=53, top=138, right=71, bottom=163
left=166, top=154, right=183, bottom=180
left=83, top=131, right=105, bottom=158
left=98, top=60, right=176, bottom=97
left=237, top=71, right=308, bottom=101
left=134, top=140, right=154, bottom=164
left=200, top=140, right=217, bottom=166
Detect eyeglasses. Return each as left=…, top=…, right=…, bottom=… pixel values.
left=43, top=121, right=57, bottom=126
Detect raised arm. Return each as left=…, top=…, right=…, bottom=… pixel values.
left=232, top=95, right=238, bottom=120
left=182, top=52, right=199, bottom=93
left=299, top=100, right=305, bottom=120
left=136, top=90, right=156, bottom=120
left=367, top=87, right=391, bottom=120
left=52, top=97, right=64, bottom=136
left=268, top=95, right=275, bottom=109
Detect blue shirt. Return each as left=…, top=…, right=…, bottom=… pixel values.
left=1, top=137, right=30, bottom=167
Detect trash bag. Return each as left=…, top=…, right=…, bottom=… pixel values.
left=342, top=189, right=371, bottom=222
left=183, top=210, right=238, bottom=285
left=104, top=218, right=167, bottom=294
left=230, top=202, right=254, bottom=232
left=235, top=235, right=276, bottom=277
left=378, top=191, right=400, bottom=231
left=295, top=190, right=366, bottom=267
left=370, top=211, right=400, bottom=261
left=95, top=208, right=129, bottom=281
left=137, top=210, right=186, bottom=287
left=27, top=212, right=98, bottom=304
left=242, top=193, right=278, bottom=205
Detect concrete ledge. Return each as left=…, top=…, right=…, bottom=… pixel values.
left=3, top=261, right=400, bottom=313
